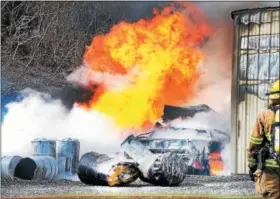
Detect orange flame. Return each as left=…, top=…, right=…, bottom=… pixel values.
left=208, top=152, right=224, bottom=176
left=81, top=5, right=212, bottom=131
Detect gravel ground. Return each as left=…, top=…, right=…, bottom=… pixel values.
left=1, top=174, right=259, bottom=198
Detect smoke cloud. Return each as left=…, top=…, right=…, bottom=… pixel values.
left=50, top=85, right=94, bottom=110
left=67, top=65, right=141, bottom=92
left=188, top=1, right=279, bottom=116
left=181, top=2, right=278, bottom=175
left=188, top=22, right=232, bottom=116
left=220, top=143, right=231, bottom=176
left=1, top=89, right=123, bottom=157
left=167, top=111, right=230, bottom=134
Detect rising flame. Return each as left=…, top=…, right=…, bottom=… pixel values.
left=208, top=152, right=224, bottom=176
left=80, top=4, right=212, bottom=131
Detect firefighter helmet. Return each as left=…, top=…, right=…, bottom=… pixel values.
left=267, top=80, right=280, bottom=102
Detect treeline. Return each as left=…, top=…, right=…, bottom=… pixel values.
left=1, top=1, right=166, bottom=94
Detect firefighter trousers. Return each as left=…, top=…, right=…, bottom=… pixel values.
left=254, top=167, right=280, bottom=199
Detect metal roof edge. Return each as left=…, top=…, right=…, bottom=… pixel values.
left=231, top=6, right=280, bottom=19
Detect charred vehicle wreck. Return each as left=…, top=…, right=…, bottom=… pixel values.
left=142, top=104, right=230, bottom=176
left=77, top=104, right=230, bottom=186
left=77, top=135, right=187, bottom=187
left=136, top=126, right=230, bottom=176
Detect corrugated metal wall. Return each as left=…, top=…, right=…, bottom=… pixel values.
left=231, top=7, right=280, bottom=174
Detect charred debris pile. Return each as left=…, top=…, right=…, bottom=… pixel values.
left=1, top=104, right=229, bottom=186
left=163, top=104, right=213, bottom=122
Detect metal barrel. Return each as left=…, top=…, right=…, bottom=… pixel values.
left=77, top=152, right=110, bottom=185
left=77, top=152, right=140, bottom=186
left=31, top=138, right=56, bottom=158
left=1, top=156, right=22, bottom=181
left=56, top=138, right=80, bottom=179
left=121, top=135, right=187, bottom=186
left=14, top=156, right=58, bottom=180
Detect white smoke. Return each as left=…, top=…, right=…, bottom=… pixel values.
left=187, top=19, right=232, bottom=118
left=191, top=28, right=232, bottom=115
left=189, top=1, right=279, bottom=116
left=219, top=143, right=231, bottom=176
left=1, top=88, right=123, bottom=157
left=188, top=2, right=278, bottom=175
left=67, top=64, right=141, bottom=92
left=197, top=2, right=279, bottom=22
left=167, top=111, right=230, bottom=133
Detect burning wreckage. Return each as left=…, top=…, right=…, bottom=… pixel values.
left=1, top=105, right=229, bottom=186
left=77, top=104, right=230, bottom=186
left=1, top=3, right=231, bottom=187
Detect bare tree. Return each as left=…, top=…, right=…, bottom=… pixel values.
left=1, top=1, right=166, bottom=94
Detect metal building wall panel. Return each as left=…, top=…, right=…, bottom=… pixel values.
left=230, top=19, right=240, bottom=174
left=237, top=100, right=246, bottom=172
left=272, top=10, right=280, bottom=19
left=240, top=25, right=248, bottom=36
left=231, top=7, right=280, bottom=174
left=272, top=21, right=280, bottom=34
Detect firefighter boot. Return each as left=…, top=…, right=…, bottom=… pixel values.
left=254, top=168, right=280, bottom=199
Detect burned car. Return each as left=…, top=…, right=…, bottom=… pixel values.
left=135, top=104, right=230, bottom=176
left=136, top=127, right=230, bottom=176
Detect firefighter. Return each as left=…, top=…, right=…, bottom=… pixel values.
left=247, top=79, right=280, bottom=199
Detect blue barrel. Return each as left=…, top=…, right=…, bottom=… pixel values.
left=56, top=138, right=80, bottom=179
left=1, top=156, right=22, bottom=180
left=31, top=138, right=56, bottom=158
left=14, top=156, right=58, bottom=180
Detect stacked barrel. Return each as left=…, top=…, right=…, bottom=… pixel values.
left=56, top=138, right=80, bottom=179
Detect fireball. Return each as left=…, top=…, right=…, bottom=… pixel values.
left=79, top=5, right=212, bottom=131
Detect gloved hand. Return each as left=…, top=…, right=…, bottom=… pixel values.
left=249, top=166, right=257, bottom=182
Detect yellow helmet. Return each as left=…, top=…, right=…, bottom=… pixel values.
left=267, top=79, right=280, bottom=101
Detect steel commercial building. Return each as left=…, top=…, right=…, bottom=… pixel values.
left=231, top=7, right=280, bottom=174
